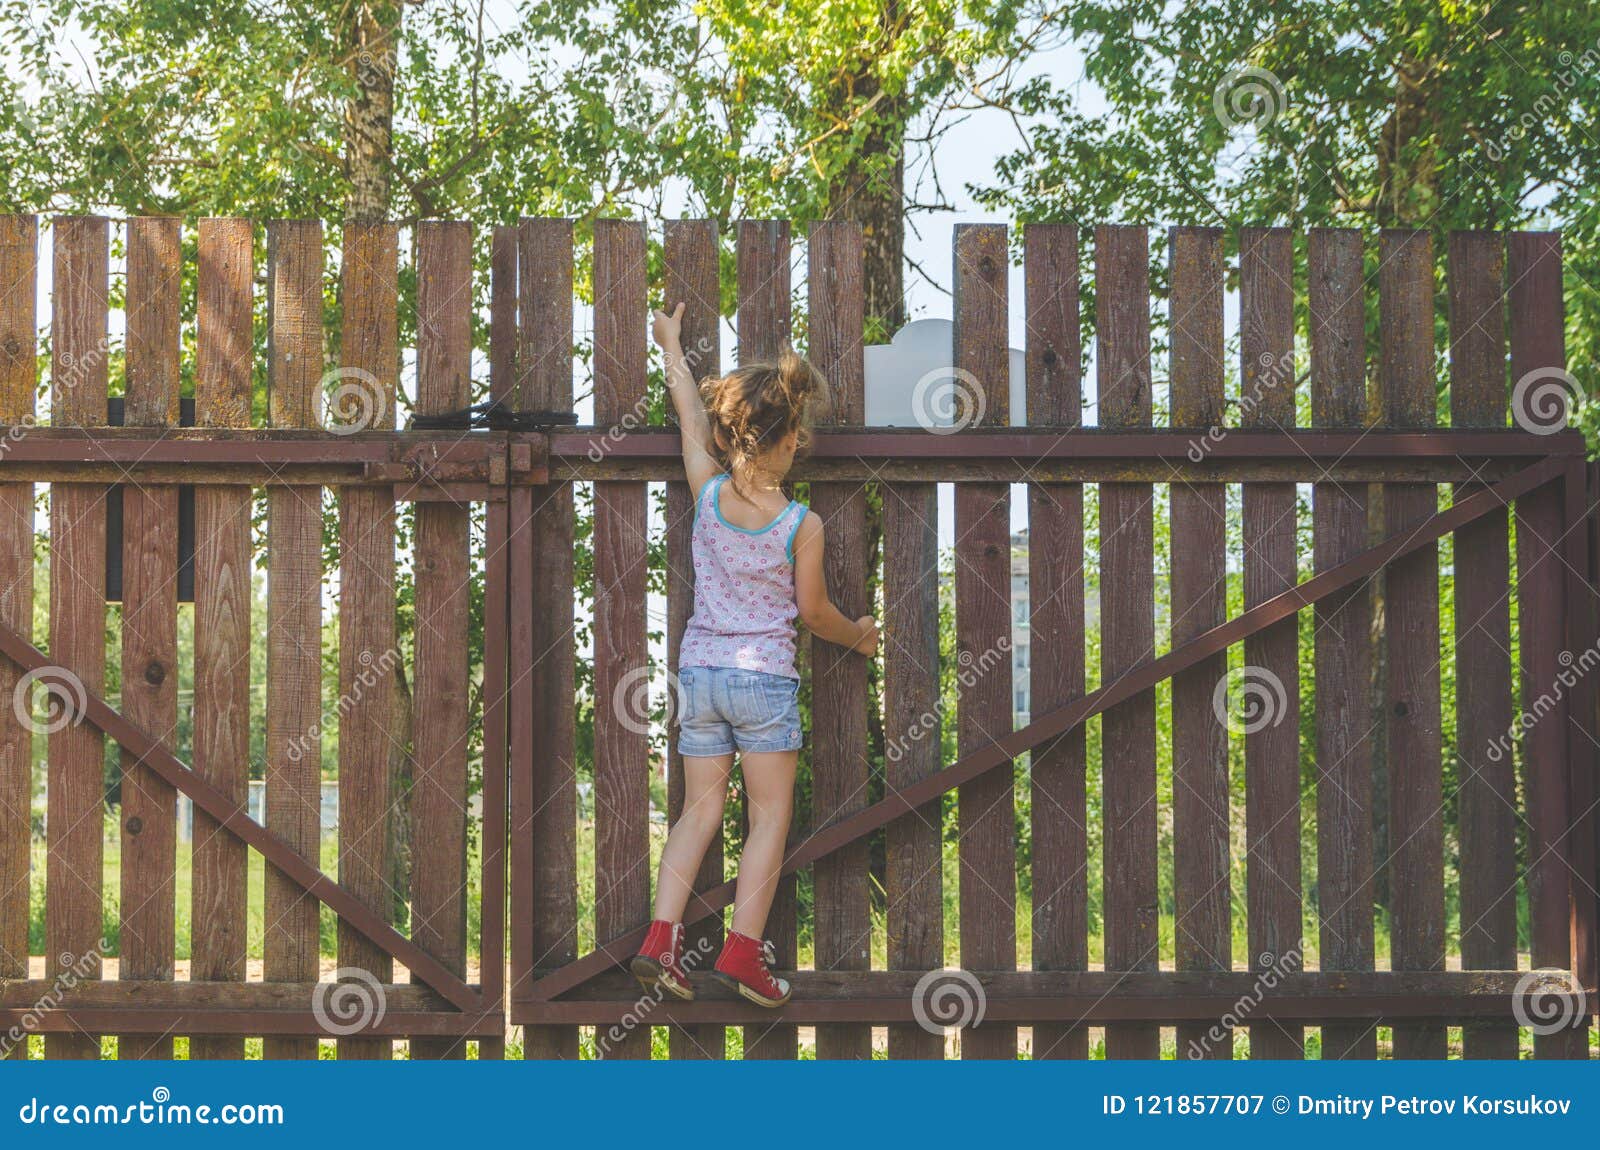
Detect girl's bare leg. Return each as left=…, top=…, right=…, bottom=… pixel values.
left=730, top=749, right=798, bottom=938
left=652, top=752, right=733, bottom=923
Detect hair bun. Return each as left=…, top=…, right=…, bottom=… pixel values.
left=699, top=348, right=828, bottom=493
left=776, top=347, right=828, bottom=415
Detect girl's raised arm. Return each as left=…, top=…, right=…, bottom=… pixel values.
left=652, top=302, right=720, bottom=497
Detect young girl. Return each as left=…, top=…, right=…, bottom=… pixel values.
left=632, top=302, right=879, bottom=1008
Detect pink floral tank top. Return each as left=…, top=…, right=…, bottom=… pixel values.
left=679, top=475, right=806, bottom=679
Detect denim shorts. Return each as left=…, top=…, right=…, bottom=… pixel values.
left=676, top=665, right=803, bottom=756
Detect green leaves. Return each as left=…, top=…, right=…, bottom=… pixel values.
left=979, top=0, right=1600, bottom=433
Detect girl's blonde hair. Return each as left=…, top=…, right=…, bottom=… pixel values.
left=700, top=347, right=827, bottom=490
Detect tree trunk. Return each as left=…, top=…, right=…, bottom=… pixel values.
left=824, top=89, right=906, bottom=339
left=343, top=1, right=401, bottom=223
left=1374, top=50, right=1438, bottom=228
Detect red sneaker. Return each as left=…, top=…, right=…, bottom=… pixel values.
left=712, top=931, right=792, bottom=1007
left=631, top=920, right=693, bottom=1001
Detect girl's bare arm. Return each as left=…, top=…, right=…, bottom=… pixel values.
left=652, top=303, right=720, bottom=497
left=792, top=512, right=878, bottom=655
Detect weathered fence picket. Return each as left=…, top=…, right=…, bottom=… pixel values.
left=411, top=221, right=473, bottom=1060
left=1381, top=229, right=1447, bottom=1061
left=1169, top=225, right=1230, bottom=1060
left=1096, top=223, right=1160, bottom=1061
left=808, top=219, right=871, bottom=1061
left=47, top=215, right=109, bottom=1061
left=734, top=219, right=799, bottom=1062
left=1449, top=232, right=1519, bottom=1061
left=952, top=222, right=1017, bottom=1061
left=1239, top=226, right=1302, bottom=1061
left=662, top=217, right=724, bottom=1061
left=264, top=218, right=325, bottom=1061
left=1509, top=232, right=1588, bottom=1061
left=516, top=216, right=578, bottom=1062
left=1308, top=226, right=1377, bottom=1062
left=336, top=222, right=399, bottom=1061
left=592, top=218, right=652, bottom=1061
left=119, top=213, right=182, bottom=1061
left=0, top=216, right=35, bottom=1062
left=190, top=217, right=254, bottom=1062
left=1024, top=222, right=1088, bottom=1062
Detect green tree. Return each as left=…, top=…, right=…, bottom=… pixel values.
left=978, top=0, right=1600, bottom=409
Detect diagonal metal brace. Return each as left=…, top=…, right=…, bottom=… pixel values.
left=0, top=628, right=482, bottom=1014
left=520, top=454, right=1567, bottom=1004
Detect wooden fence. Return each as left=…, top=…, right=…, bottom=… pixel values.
left=0, top=216, right=507, bottom=1058
left=0, top=214, right=1595, bottom=1060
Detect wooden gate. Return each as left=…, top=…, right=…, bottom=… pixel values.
left=0, top=215, right=1594, bottom=1060
left=0, top=216, right=508, bottom=1056
left=508, top=220, right=1597, bottom=1061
